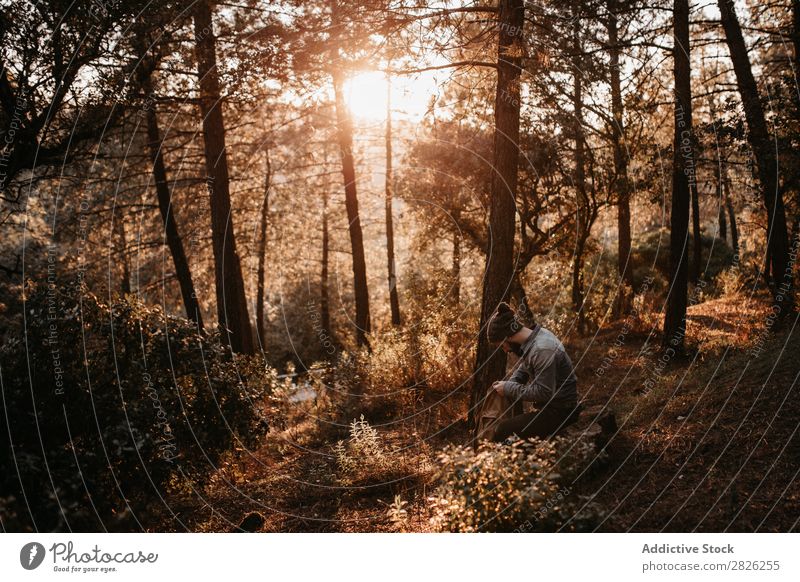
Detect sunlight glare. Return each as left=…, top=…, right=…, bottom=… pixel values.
left=344, top=70, right=438, bottom=121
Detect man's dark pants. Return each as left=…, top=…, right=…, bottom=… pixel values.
left=492, top=401, right=581, bottom=441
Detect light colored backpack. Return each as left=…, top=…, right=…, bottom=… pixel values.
left=473, top=354, right=527, bottom=444
left=474, top=385, right=523, bottom=443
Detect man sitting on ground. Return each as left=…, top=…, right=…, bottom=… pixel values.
left=486, top=302, right=581, bottom=441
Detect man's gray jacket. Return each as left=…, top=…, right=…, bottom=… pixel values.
left=501, top=324, right=578, bottom=407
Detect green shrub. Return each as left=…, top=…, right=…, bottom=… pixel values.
left=358, top=299, right=476, bottom=394
left=320, top=291, right=477, bottom=427
left=333, top=414, right=431, bottom=490
left=716, top=266, right=746, bottom=296
left=631, top=228, right=735, bottom=284
left=386, top=494, right=410, bottom=531
left=0, top=282, right=269, bottom=531
left=429, top=437, right=604, bottom=532
left=581, top=253, right=634, bottom=332
left=334, top=415, right=389, bottom=484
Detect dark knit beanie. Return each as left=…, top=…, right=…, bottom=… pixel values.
left=487, top=302, right=522, bottom=343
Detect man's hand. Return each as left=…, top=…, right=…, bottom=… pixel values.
left=492, top=381, right=504, bottom=396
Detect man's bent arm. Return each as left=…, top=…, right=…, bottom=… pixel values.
left=502, top=350, right=557, bottom=404
left=507, top=363, right=529, bottom=385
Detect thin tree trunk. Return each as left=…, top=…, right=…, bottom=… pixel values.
left=716, top=161, right=727, bottom=242
left=571, top=237, right=587, bottom=333
left=726, top=195, right=739, bottom=255
left=793, top=0, right=800, bottom=239
left=690, top=168, right=702, bottom=283
left=470, top=0, right=525, bottom=427
left=722, top=162, right=739, bottom=256
left=572, top=18, right=589, bottom=335
left=327, top=0, right=371, bottom=347
left=664, top=0, right=692, bottom=353
left=321, top=178, right=331, bottom=339
left=718, top=0, right=792, bottom=315
left=385, top=75, right=401, bottom=326
left=256, top=147, right=271, bottom=347
left=794, top=0, right=800, bottom=81
left=765, top=236, right=773, bottom=284
left=686, top=1, right=702, bottom=285
left=114, top=214, right=131, bottom=296
left=331, top=69, right=371, bottom=347
left=607, top=0, right=634, bottom=290
left=452, top=229, right=461, bottom=305
left=142, top=81, right=204, bottom=329
left=193, top=0, right=253, bottom=353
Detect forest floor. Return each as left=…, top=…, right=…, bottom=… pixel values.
left=160, top=290, right=800, bottom=532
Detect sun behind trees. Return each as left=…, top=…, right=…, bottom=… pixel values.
left=0, top=0, right=797, bottom=534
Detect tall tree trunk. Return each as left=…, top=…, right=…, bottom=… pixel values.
left=718, top=0, right=792, bottom=315
left=607, top=0, right=634, bottom=290
left=470, top=0, right=525, bottom=427
left=331, top=69, right=371, bottom=347
left=793, top=0, right=800, bottom=223
left=385, top=75, right=401, bottom=326
left=321, top=178, right=331, bottom=339
left=256, top=147, right=271, bottom=348
left=141, top=77, right=204, bottom=328
left=572, top=18, right=589, bottom=335
left=664, top=0, right=692, bottom=353
left=193, top=0, right=253, bottom=353
left=327, top=0, right=371, bottom=347
left=794, top=0, right=800, bottom=82
left=571, top=237, right=587, bottom=333
left=690, top=167, right=702, bottom=283
left=722, top=162, right=740, bottom=256
left=114, top=214, right=131, bottom=296
left=452, top=228, right=461, bottom=305
left=716, top=161, right=727, bottom=242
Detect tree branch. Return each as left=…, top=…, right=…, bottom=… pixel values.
left=387, top=60, right=497, bottom=75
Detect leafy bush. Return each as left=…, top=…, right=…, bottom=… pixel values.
left=429, top=437, right=604, bottom=532
left=261, top=280, right=346, bottom=371
left=386, top=494, right=409, bottom=531
left=580, top=253, right=635, bottom=332
left=0, top=282, right=269, bottom=531
left=358, top=298, right=476, bottom=394
left=334, top=415, right=390, bottom=484
left=320, top=288, right=477, bottom=428
left=581, top=251, right=665, bottom=334
left=716, top=266, right=746, bottom=297
left=333, top=414, right=431, bottom=492
left=631, top=228, right=735, bottom=284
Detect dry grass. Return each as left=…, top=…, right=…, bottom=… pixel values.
left=572, top=291, right=799, bottom=532
left=157, top=291, right=798, bottom=532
